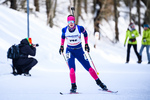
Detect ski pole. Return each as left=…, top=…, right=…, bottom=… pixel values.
left=62, top=53, right=69, bottom=68
left=87, top=52, right=99, bottom=75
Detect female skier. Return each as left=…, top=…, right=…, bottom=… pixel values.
left=59, top=15, right=108, bottom=93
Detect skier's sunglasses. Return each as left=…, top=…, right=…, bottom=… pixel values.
left=68, top=21, right=74, bottom=24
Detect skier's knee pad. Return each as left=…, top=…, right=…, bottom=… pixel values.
left=89, top=67, right=94, bottom=72
left=89, top=67, right=98, bottom=80
left=70, top=68, right=75, bottom=74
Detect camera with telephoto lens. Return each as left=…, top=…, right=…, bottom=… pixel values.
left=32, top=44, right=39, bottom=47
left=36, top=44, right=39, bottom=47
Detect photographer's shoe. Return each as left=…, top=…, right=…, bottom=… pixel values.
left=24, top=73, right=31, bottom=76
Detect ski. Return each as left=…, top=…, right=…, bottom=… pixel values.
left=99, top=89, right=118, bottom=93
left=60, top=89, right=118, bottom=95
left=60, top=92, right=80, bottom=95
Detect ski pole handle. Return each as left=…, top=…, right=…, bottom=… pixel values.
left=87, top=52, right=99, bottom=75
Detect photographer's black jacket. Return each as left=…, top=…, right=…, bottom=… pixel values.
left=13, top=38, right=37, bottom=72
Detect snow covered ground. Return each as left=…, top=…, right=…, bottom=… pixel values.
left=0, top=4, right=150, bottom=100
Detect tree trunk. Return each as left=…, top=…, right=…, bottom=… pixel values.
left=129, top=0, right=132, bottom=23
left=46, top=0, right=57, bottom=28
left=93, top=0, right=96, bottom=14
left=46, top=0, right=50, bottom=18
left=10, top=0, right=17, bottom=10
left=78, top=0, right=81, bottom=16
left=74, top=0, right=79, bottom=24
left=114, top=0, right=119, bottom=42
left=53, top=0, right=57, bottom=17
left=142, top=0, right=150, bottom=25
left=20, top=0, right=26, bottom=10
left=49, top=0, right=53, bottom=27
left=137, top=0, right=141, bottom=35
left=84, top=0, right=87, bottom=13
left=34, top=0, right=39, bottom=12
left=46, top=0, right=53, bottom=27
left=93, top=0, right=102, bottom=39
left=74, top=0, right=82, bottom=24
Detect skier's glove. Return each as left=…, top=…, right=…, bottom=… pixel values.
left=85, top=44, right=90, bottom=52
left=59, top=45, right=64, bottom=55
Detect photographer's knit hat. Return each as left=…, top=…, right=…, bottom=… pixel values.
left=26, top=37, right=32, bottom=46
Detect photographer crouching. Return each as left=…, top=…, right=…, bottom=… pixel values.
left=12, top=38, right=38, bottom=76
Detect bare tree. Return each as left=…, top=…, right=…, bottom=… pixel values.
left=74, top=0, right=81, bottom=24
left=46, top=0, right=50, bottom=17
left=20, top=0, right=26, bottom=10
left=129, top=0, right=132, bottom=23
left=93, top=0, right=114, bottom=38
left=114, top=0, right=119, bottom=42
left=34, top=0, right=39, bottom=12
left=53, top=0, right=57, bottom=17
left=141, top=0, right=150, bottom=25
left=10, top=0, right=17, bottom=10
left=93, top=0, right=103, bottom=38
left=1, top=0, right=17, bottom=10
left=137, top=0, right=141, bottom=35
left=46, top=0, right=57, bottom=27
left=84, top=0, right=87, bottom=14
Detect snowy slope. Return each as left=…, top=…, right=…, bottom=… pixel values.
left=0, top=5, right=150, bottom=100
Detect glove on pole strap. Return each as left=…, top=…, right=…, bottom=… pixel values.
left=59, top=45, right=64, bottom=55
left=85, top=44, right=90, bottom=52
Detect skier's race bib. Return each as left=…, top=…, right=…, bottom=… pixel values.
left=65, top=26, right=81, bottom=46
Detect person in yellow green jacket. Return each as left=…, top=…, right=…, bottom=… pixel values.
left=124, top=23, right=141, bottom=63
left=139, top=24, right=150, bottom=64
